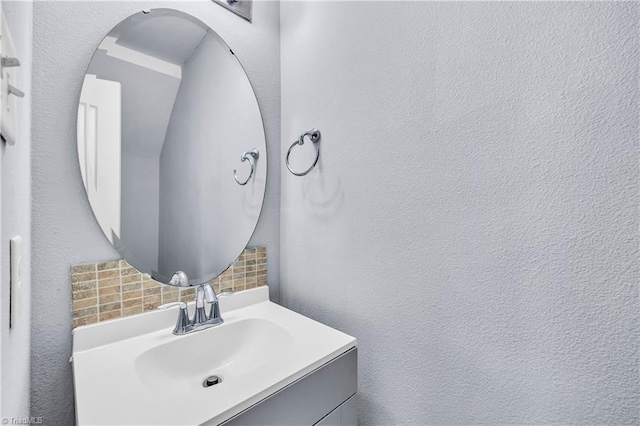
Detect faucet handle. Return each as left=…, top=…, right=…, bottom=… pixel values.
left=208, top=291, right=234, bottom=323
left=159, top=302, right=191, bottom=335
left=159, top=301, right=187, bottom=310
left=206, top=290, right=234, bottom=325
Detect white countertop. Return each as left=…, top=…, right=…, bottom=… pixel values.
left=72, top=286, right=357, bottom=425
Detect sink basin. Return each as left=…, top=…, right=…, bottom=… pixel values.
left=71, top=287, right=356, bottom=425
left=135, top=318, right=293, bottom=393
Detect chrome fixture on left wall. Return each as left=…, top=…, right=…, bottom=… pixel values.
left=1, top=11, right=26, bottom=146
left=211, top=0, right=252, bottom=22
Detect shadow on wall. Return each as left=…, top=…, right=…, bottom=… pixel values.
left=243, top=175, right=267, bottom=214
left=301, top=158, right=345, bottom=220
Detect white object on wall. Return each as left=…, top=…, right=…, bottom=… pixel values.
left=1, top=11, right=24, bottom=146
left=9, top=236, right=23, bottom=329
left=0, top=2, right=2, bottom=140
left=78, top=74, right=122, bottom=243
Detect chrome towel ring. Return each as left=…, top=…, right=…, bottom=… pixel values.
left=233, top=148, right=259, bottom=186
left=286, top=129, right=321, bottom=177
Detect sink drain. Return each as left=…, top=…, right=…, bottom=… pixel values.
left=203, top=375, right=222, bottom=388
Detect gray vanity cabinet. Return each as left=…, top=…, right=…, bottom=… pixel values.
left=315, top=395, right=357, bottom=426
left=221, top=347, right=357, bottom=426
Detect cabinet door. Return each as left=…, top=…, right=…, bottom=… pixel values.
left=316, top=395, right=357, bottom=426
left=316, top=407, right=341, bottom=426
left=340, top=395, right=358, bottom=426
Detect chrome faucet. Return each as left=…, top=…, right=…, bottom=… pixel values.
left=194, top=283, right=223, bottom=327
left=159, top=271, right=232, bottom=335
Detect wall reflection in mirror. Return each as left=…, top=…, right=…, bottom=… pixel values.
left=77, top=9, right=267, bottom=286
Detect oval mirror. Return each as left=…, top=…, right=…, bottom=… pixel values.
left=77, top=9, right=266, bottom=286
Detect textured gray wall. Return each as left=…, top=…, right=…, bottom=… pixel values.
left=31, top=2, right=280, bottom=423
left=1, top=1, right=32, bottom=420
left=280, top=2, right=638, bottom=424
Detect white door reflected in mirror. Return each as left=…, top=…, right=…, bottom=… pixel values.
left=78, top=75, right=122, bottom=244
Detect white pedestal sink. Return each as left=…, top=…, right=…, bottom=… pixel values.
left=72, top=287, right=357, bottom=425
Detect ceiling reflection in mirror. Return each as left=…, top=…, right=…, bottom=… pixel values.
left=77, top=9, right=267, bottom=286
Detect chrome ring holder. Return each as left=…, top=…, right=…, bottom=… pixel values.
left=286, top=129, right=321, bottom=177
left=233, top=148, right=259, bottom=186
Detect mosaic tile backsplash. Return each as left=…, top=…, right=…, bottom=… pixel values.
left=71, top=246, right=267, bottom=328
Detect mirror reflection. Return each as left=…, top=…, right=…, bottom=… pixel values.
left=77, top=9, right=266, bottom=286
